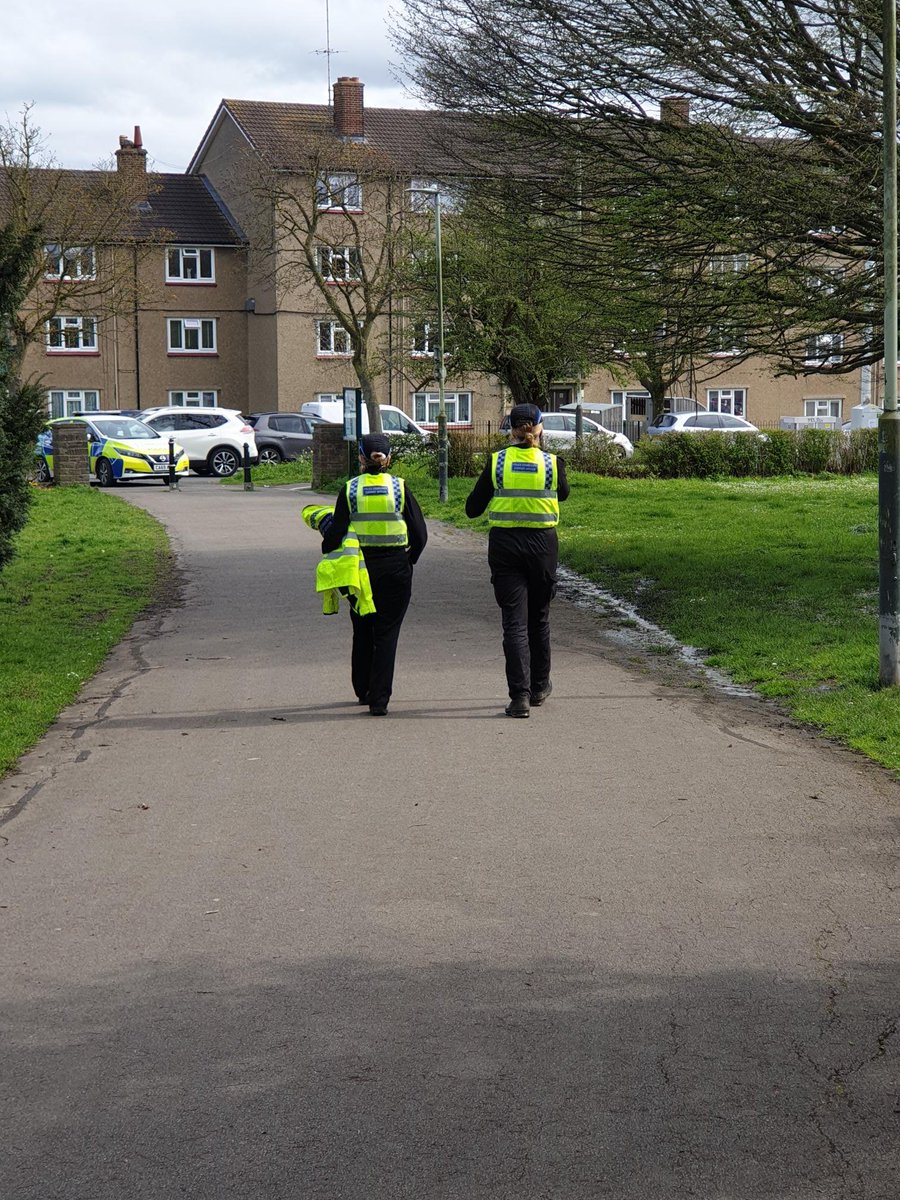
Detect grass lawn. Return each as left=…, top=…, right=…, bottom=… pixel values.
left=394, top=466, right=899, bottom=774
left=0, top=487, right=171, bottom=777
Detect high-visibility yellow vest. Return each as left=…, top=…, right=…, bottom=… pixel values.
left=486, top=446, right=559, bottom=528
left=302, top=503, right=376, bottom=616
left=346, top=472, right=409, bottom=548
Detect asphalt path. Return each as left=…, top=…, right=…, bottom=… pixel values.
left=2, top=476, right=899, bottom=1199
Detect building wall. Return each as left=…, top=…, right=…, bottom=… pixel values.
left=24, top=239, right=250, bottom=416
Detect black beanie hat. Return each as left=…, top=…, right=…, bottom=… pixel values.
left=360, top=433, right=392, bottom=457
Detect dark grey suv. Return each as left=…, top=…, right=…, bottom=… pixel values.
left=246, top=412, right=320, bottom=464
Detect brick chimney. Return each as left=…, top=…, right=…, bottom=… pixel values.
left=333, top=77, right=364, bottom=140
left=115, top=125, right=147, bottom=175
left=659, top=97, right=690, bottom=126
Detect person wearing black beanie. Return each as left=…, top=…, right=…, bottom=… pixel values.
left=321, top=434, right=428, bottom=714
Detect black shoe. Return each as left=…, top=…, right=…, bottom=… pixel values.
left=505, top=694, right=530, bottom=718
left=531, top=680, right=552, bottom=707
left=369, top=705, right=388, bottom=716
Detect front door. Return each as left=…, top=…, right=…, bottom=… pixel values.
left=547, top=387, right=574, bottom=412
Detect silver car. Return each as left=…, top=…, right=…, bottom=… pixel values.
left=501, top=411, right=634, bottom=457
left=646, top=411, right=762, bottom=438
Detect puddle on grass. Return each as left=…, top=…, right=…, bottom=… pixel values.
left=556, top=565, right=758, bottom=700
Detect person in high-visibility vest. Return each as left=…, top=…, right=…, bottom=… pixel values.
left=321, top=433, right=428, bottom=715
left=465, top=402, right=570, bottom=718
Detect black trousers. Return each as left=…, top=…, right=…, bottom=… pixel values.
left=349, top=549, right=413, bottom=708
left=488, top=527, right=558, bottom=698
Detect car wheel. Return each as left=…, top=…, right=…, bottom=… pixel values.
left=258, top=446, right=283, bottom=466
left=36, top=458, right=52, bottom=484
left=96, top=458, right=116, bottom=487
left=208, top=446, right=241, bottom=477
left=613, top=444, right=627, bottom=460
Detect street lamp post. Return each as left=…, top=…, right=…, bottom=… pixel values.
left=879, top=0, right=900, bottom=685
left=409, top=184, right=449, bottom=503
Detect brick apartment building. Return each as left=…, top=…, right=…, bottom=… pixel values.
left=21, top=82, right=879, bottom=433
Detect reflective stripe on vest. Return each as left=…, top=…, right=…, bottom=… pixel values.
left=347, top=472, right=409, bottom=547
left=316, top=531, right=376, bottom=615
left=486, top=447, right=559, bottom=528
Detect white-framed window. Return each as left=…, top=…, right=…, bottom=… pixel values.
left=46, top=315, right=97, bottom=352
left=410, top=322, right=437, bottom=357
left=804, top=397, right=842, bottom=420
left=47, top=389, right=99, bottom=418
left=166, top=247, right=215, bottom=283
left=707, top=388, right=747, bottom=417
left=808, top=267, right=845, bottom=294
left=709, top=253, right=749, bottom=273
left=168, top=390, right=218, bottom=407
left=316, top=320, right=353, bottom=356
left=167, top=317, right=217, bottom=353
left=408, top=178, right=463, bottom=214
left=44, top=244, right=96, bottom=280
left=610, top=389, right=650, bottom=418
left=805, top=333, right=843, bottom=367
left=315, top=172, right=362, bottom=211
left=413, top=391, right=472, bottom=425
left=709, top=326, right=746, bottom=356
left=316, top=393, right=343, bottom=403
left=315, top=246, right=362, bottom=283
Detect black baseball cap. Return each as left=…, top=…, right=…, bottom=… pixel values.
left=509, top=403, right=543, bottom=427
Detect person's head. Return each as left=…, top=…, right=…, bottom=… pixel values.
left=508, top=403, right=543, bottom=447
left=359, top=432, right=392, bottom=471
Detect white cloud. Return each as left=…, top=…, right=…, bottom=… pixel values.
left=1, top=0, right=419, bottom=170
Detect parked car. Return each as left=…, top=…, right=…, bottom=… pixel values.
left=500, top=411, right=634, bottom=457
left=300, top=401, right=430, bottom=440
left=245, top=412, right=322, bottom=464
left=140, top=407, right=258, bottom=476
left=35, top=415, right=189, bottom=486
left=646, top=411, right=763, bottom=438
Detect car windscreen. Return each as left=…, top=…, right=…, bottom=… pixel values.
left=91, top=419, right=158, bottom=440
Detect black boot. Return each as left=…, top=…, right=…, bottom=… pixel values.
left=505, top=693, right=530, bottom=718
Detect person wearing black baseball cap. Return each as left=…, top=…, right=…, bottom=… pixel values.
left=320, top=432, right=428, bottom=715
left=464, top=402, right=569, bottom=717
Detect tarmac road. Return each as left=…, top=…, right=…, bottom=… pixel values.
left=2, top=477, right=899, bottom=1199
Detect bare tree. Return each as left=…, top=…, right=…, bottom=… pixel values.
left=394, top=0, right=885, bottom=375
left=240, top=135, right=426, bottom=433
left=0, top=107, right=162, bottom=569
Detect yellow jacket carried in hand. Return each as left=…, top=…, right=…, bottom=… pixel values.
left=302, top=504, right=376, bottom=616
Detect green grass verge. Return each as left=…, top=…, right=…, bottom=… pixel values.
left=392, top=465, right=899, bottom=773
left=0, top=488, right=171, bottom=777
left=221, top=455, right=313, bottom=487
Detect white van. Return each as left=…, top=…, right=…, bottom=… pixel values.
left=300, top=401, right=430, bottom=440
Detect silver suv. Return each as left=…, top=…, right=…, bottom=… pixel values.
left=141, top=407, right=258, bottom=476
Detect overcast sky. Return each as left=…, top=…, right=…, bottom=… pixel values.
left=1, top=0, right=418, bottom=172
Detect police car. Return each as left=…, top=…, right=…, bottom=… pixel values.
left=36, top=415, right=190, bottom=486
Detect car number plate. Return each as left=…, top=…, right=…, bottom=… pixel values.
left=152, top=463, right=169, bottom=471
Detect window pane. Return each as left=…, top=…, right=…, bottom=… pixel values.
left=167, top=249, right=180, bottom=277
left=199, top=249, right=213, bottom=277
left=169, top=320, right=182, bottom=349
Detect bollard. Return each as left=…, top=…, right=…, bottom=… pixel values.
left=167, top=437, right=178, bottom=489
left=243, top=442, right=254, bottom=491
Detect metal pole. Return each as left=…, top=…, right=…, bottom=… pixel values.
left=879, top=0, right=900, bottom=685
left=434, top=190, right=449, bottom=502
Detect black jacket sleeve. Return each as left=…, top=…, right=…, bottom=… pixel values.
left=320, top=485, right=350, bottom=554
left=402, top=487, right=428, bottom=564
left=464, top=461, right=495, bottom=518
left=465, top=453, right=570, bottom=518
